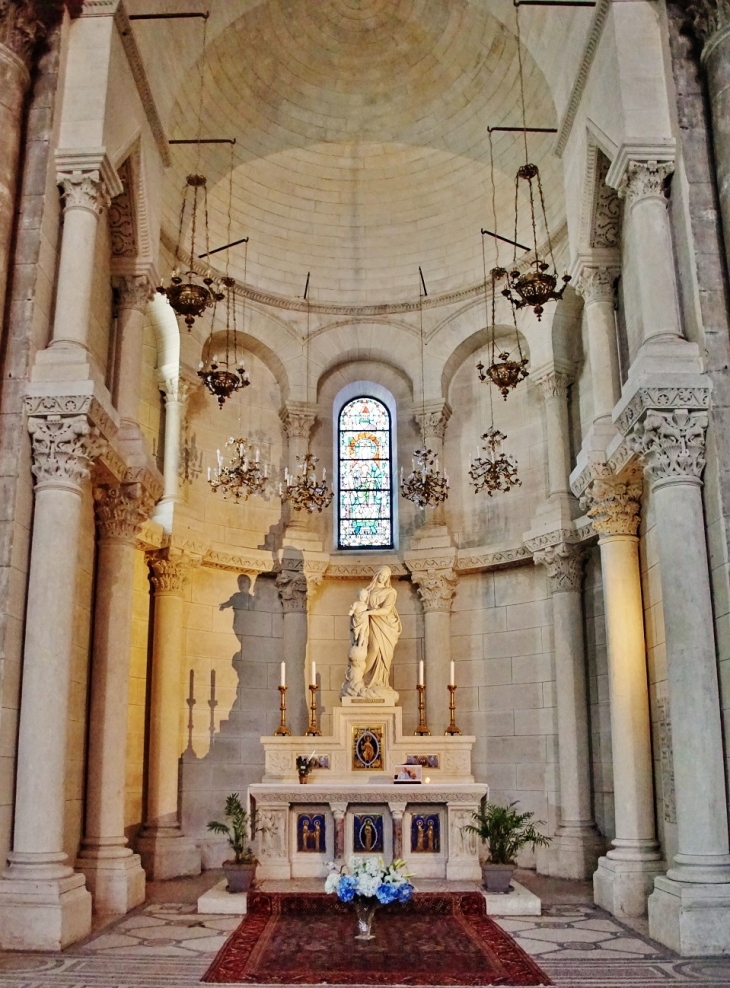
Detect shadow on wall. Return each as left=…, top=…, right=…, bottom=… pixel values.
left=180, top=573, right=283, bottom=868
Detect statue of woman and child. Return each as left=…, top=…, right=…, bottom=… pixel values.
left=340, top=565, right=401, bottom=703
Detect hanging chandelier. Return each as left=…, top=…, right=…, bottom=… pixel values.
left=208, top=437, right=269, bottom=500
left=400, top=447, right=449, bottom=510
left=469, top=428, right=521, bottom=496
left=198, top=276, right=250, bottom=408
left=477, top=250, right=529, bottom=399
left=161, top=174, right=223, bottom=329
left=281, top=453, right=333, bottom=513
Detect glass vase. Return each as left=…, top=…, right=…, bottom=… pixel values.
left=354, top=898, right=378, bottom=940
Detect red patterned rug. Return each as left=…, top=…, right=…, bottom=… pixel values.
left=202, top=891, right=551, bottom=986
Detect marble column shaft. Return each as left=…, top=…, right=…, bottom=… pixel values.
left=276, top=568, right=309, bottom=736
left=539, top=373, right=573, bottom=498
left=576, top=269, right=620, bottom=422
left=114, top=279, right=153, bottom=427
left=410, top=567, right=457, bottom=734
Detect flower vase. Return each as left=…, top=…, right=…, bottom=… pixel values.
left=354, top=898, right=378, bottom=941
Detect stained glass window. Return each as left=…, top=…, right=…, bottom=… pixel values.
left=338, top=396, right=393, bottom=549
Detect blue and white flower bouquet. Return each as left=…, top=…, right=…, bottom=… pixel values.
left=325, top=855, right=414, bottom=906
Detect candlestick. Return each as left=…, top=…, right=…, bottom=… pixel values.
left=306, top=683, right=321, bottom=737
left=274, top=685, right=291, bottom=736
left=415, top=683, right=431, bottom=736
left=445, top=684, right=462, bottom=736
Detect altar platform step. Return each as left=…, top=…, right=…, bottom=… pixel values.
left=197, top=877, right=541, bottom=916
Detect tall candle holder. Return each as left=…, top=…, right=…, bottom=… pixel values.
left=274, top=685, right=291, bottom=736
left=306, top=684, right=321, bottom=737
left=445, top=684, right=462, bottom=736
left=415, top=684, right=431, bottom=735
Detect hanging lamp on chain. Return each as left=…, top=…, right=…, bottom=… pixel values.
left=400, top=268, right=450, bottom=510
left=208, top=437, right=269, bottom=500
left=499, top=8, right=569, bottom=321
left=469, top=427, right=522, bottom=496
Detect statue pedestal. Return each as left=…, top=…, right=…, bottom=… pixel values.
left=252, top=704, right=486, bottom=881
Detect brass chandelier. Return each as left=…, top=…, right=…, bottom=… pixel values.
left=469, top=427, right=521, bottom=496
left=281, top=453, right=333, bottom=513
left=197, top=276, right=250, bottom=408
left=208, top=437, right=269, bottom=501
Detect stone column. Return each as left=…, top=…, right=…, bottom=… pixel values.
left=113, top=277, right=154, bottom=431
left=136, top=551, right=201, bottom=880
left=582, top=474, right=663, bottom=918
left=276, top=565, right=309, bottom=735
left=538, top=372, right=574, bottom=499
left=408, top=561, right=457, bottom=734
left=686, top=1, right=730, bottom=277
left=573, top=267, right=620, bottom=425
left=280, top=402, right=319, bottom=542
left=77, top=483, right=153, bottom=913
left=153, top=376, right=190, bottom=532
left=0, top=414, right=96, bottom=950
left=0, top=1, right=45, bottom=336
left=389, top=802, right=407, bottom=860
left=330, top=803, right=348, bottom=865
left=413, top=402, right=451, bottom=535
left=627, top=408, right=730, bottom=953
left=532, top=542, right=603, bottom=879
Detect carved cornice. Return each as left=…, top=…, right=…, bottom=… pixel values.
left=94, top=481, right=155, bottom=544
left=149, top=550, right=191, bottom=596
left=555, top=0, right=611, bottom=157
left=279, top=402, right=317, bottom=441
left=618, top=160, right=674, bottom=207
left=0, top=0, right=48, bottom=72
left=56, top=149, right=123, bottom=206
left=327, top=559, right=408, bottom=579
left=628, top=408, right=709, bottom=485
left=532, top=542, right=585, bottom=594
left=28, top=414, right=103, bottom=491
left=580, top=474, right=643, bottom=537
left=415, top=403, right=452, bottom=442
left=407, top=563, right=458, bottom=612
left=25, top=392, right=116, bottom=443
left=614, top=386, right=711, bottom=437
left=457, top=545, right=531, bottom=572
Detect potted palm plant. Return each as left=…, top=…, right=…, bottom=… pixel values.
left=207, top=793, right=259, bottom=894
left=463, top=801, right=551, bottom=893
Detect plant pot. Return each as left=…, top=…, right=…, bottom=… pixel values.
left=354, top=897, right=378, bottom=940
left=223, top=860, right=257, bottom=894
left=481, top=863, right=514, bottom=894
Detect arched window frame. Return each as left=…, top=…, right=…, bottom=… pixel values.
left=333, top=382, right=398, bottom=551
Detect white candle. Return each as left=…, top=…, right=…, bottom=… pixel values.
left=322, top=467, right=326, bottom=480
left=450, top=660, right=455, bottom=686
left=311, top=661, right=317, bottom=686
left=418, top=659, right=424, bottom=687
left=280, top=661, right=286, bottom=688
left=255, top=448, right=260, bottom=462
left=207, top=466, right=211, bottom=481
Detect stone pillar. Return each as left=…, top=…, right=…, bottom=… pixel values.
left=532, top=542, right=603, bottom=879
left=413, top=402, right=452, bottom=536
left=408, top=561, right=457, bottom=734
left=686, top=1, right=730, bottom=277
left=276, top=565, right=309, bottom=736
left=573, top=267, right=620, bottom=425
left=627, top=408, right=730, bottom=953
left=77, top=483, right=153, bottom=914
left=0, top=1, right=45, bottom=336
left=389, top=802, right=407, bottom=860
left=153, top=376, right=190, bottom=532
left=330, top=803, right=347, bottom=865
left=113, top=277, right=154, bottom=430
left=280, top=402, right=320, bottom=542
left=582, top=474, right=663, bottom=918
left=538, top=372, right=574, bottom=499
left=0, top=414, right=96, bottom=950
left=136, top=551, right=201, bottom=880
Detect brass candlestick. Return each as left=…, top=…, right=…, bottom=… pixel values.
left=445, top=684, right=462, bottom=736
left=274, top=685, right=291, bottom=736
left=415, top=684, right=431, bottom=735
left=306, top=683, right=321, bottom=736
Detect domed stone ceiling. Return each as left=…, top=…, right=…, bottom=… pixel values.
left=163, top=0, right=564, bottom=306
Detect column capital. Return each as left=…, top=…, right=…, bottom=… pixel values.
left=628, top=408, right=709, bottom=486
left=533, top=541, right=584, bottom=593
left=686, top=0, right=730, bottom=53
left=56, top=150, right=122, bottom=217
left=415, top=402, right=452, bottom=441
left=618, top=160, right=674, bottom=207
left=581, top=474, right=643, bottom=537
left=0, top=0, right=48, bottom=73
left=573, top=265, right=619, bottom=307
left=28, top=414, right=104, bottom=493
left=279, top=402, right=317, bottom=441
left=537, top=369, right=572, bottom=400
left=159, top=374, right=193, bottom=406
left=93, top=482, right=156, bottom=545
left=408, top=562, right=458, bottom=612
left=149, top=550, right=191, bottom=596
left=275, top=566, right=309, bottom=612
left=114, top=275, right=156, bottom=312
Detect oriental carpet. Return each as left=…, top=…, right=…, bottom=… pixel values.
left=202, top=891, right=552, bottom=985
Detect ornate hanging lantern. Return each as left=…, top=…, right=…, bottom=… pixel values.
left=197, top=276, right=250, bottom=408
left=476, top=257, right=529, bottom=399
left=400, top=447, right=449, bottom=510
left=469, top=427, right=521, bottom=496
left=208, top=437, right=269, bottom=500
left=161, top=174, right=223, bottom=329
left=281, top=452, right=333, bottom=513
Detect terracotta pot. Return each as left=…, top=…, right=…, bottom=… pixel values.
left=223, top=860, right=257, bottom=894
left=481, top=863, right=514, bottom=894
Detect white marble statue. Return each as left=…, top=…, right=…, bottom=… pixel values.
left=341, top=565, right=401, bottom=702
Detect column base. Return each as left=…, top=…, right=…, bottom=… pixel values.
left=0, top=872, right=92, bottom=950
left=136, top=830, right=201, bottom=881
left=77, top=848, right=146, bottom=914
left=594, top=854, right=666, bottom=918
left=648, top=876, right=730, bottom=955
left=541, top=830, right=606, bottom=879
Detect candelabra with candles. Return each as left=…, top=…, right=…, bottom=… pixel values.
left=468, top=428, right=521, bottom=497
left=445, top=661, right=462, bottom=736
left=274, top=661, right=291, bottom=736
left=208, top=437, right=269, bottom=501
left=414, top=658, right=431, bottom=735
left=306, top=662, right=321, bottom=737
left=281, top=453, right=333, bottom=513
left=399, top=448, right=449, bottom=509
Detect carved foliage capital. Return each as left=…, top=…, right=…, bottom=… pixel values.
left=415, top=404, right=452, bottom=442
left=533, top=542, right=584, bottom=593
left=115, top=275, right=155, bottom=312
left=628, top=408, right=708, bottom=485
left=581, top=475, right=643, bottom=537
left=574, top=266, right=618, bottom=307
left=686, top=0, right=730, bottom=47
left=410, top=566, right=458, bottom=612
left=276, top=567, right=309, bottom=612
left=58, top=172, right=111, bottom=217
left=538, top=371, right=572, bottom=401
left=28, top=414, right=102, bottom=491
left=280, top=404, right=317, bottom=441
left=149, top=551, right=190, bottom=596
left=94, top=482, right=155, bottom=544
left=0, top=0, right=47, bottom=69
left=160, top=376, right=193, bottom=405
left=619, top=160, right=674, bottom=207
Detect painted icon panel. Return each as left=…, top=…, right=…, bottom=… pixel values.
left=353, top=814, right=384, bottom=853
left=411, top=813, right=441, bottom=853
left=352, top=726, right=384, bottom=770
left=297, top=813, right=326, bottom=853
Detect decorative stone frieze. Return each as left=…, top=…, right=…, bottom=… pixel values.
left=110, top=157, right=137, bottom=259
left=538, top=370, right=572, bottom=401
left=280, top=402, right=317, bottom=441
left=532, top=542, right=584, bottom=593
left=618, top=160, right=674, bottom=207
left=408, top=565, right=458, bottom=612
left=591, top=152, right=622, bottom=249
left=574, top=266, right=618, bottom=307
left=415, top=402, right=452, bottom=442
left=580, top=475, right=643, bottom=537
left=0, top=0, right=48, bottom=69
left=614, top=386, right=710, bottom=437
left=149, top=551, right=190, bottom=596
left=276, top=568, right=309, bottom=612
left=93, top=482, right=156, bottom=544
left=628, top=408, right=709, bottom=484
left=27, top=414, right=103, bottom=491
